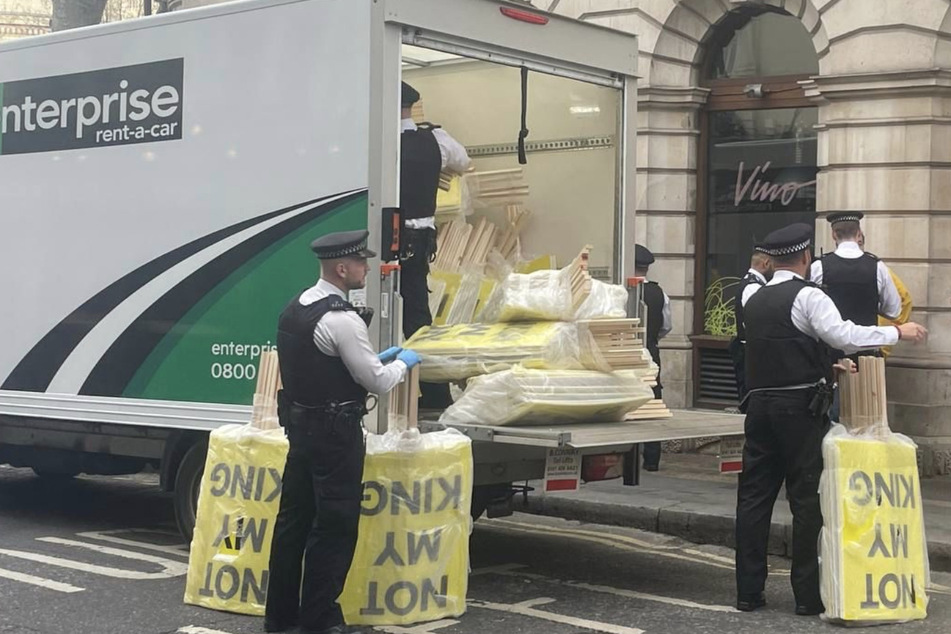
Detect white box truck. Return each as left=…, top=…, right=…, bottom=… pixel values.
left=0, top=0, right=742, bottom=537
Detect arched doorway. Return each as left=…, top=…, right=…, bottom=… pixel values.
left=692, top=7, right=820, bottom=407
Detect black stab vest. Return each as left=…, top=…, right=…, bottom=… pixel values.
left=744, top=278, right=833, bottom=391
left=276, top=292, right=368, bottom=407
left=400, top=124, right=442, bottom=221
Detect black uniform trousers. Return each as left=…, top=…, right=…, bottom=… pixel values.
left=642, top=354, right=662, bottom=468
left=265, top=418, right=365, bottom=633
left=735, top=389, right=828, bottom=610
left=400, top=226, right=452, bottom=409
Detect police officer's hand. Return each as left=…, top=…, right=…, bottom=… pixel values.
left=897, top=322, right=928, bottom=343
left=378, top=346, right=402, bottom=363
left=397, top=349, right=421, bottom=369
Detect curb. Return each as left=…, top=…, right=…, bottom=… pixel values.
left=513, top=495, right=951, bottom=574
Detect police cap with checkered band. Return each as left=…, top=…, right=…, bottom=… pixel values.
left=310, top=230, right=376, bottom=260
left=754, top=223, right=813, bottom=257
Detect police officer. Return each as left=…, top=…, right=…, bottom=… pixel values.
left=634, top=244, right=671, bottom=471
left=265, top=230, right=421, bottom=634
left=810, top=212, right=902, bottom=351
left=735, top=223, right=926, bottom=617
left=400, top=81, right=470, bottom=409
left=729, top=250, right=772, bottom=399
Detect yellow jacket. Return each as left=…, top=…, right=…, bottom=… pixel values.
left=879, top=271, right=913, bottom=357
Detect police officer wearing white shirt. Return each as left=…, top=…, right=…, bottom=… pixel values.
left=734, top=223, right=926, bottom=617
left=634, top=245, right=671, bottom=471
left=729, top=250, right=772, bottom=399
left=810, top=212, right=902, bottom=348
left=400, top=81, right=470, bottom=408
left=265, top=230, right=421, bottom=634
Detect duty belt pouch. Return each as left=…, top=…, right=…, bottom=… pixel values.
left=400, top=227, right=436, bottom=263
left=276, top=389, right=291, bottom=428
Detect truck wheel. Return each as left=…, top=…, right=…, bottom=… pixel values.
left=471, top=483, right=513, bottom=522
left=31, top=466, right=80, bottom=479
left=173, top=440, right=206, bottom=541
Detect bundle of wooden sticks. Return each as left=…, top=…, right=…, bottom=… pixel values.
left=434, top=204, right=530, bottom=271
left=838, top=356, right=888, bottom=433
left=251, top=350, right=282, bottom=430
left=388, top=365, right=420, bottom=429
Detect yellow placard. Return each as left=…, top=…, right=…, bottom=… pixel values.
left=340, top=430, right=473, bottom=626
left=517, top=254, right=557, bottom=274
left=184, top=424, right=288, bottom=616
left=822, top=433, right=928, bottom=622
left=436, top=176, right=462, bottom=210
left=406, top=321, right=563, bottom=354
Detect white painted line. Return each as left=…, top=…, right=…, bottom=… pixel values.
left=0, top=537, right=187, bottom=581
left=0, top=567, right=85, bottom=593
left=36, top=537, right=188, bottom=577
left=177, top=627, right=236, bottom=634
left=374, top=619, right=460, bottom=633
left=76, top=530, right=189, bottom=558
left=483, top=519, right=735, bottom=571
left=470, top=597, right=644, bottom=634
left=483, top=566, right=737, bottom=613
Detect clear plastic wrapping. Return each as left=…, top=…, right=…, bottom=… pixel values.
left=404, top=321, right=608, bottom=383
left=438, top=366, right=654, bottom=426
left=184, top=423, right=289, bottom=616
left=573, top=279, right=629, bottom=321
left=478, top=267, right=575, bottom=323
left=819, top=423, right=930, bottom=625
left=340, top=428, right=473, bottom=626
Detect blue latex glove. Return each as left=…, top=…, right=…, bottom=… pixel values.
left=378, top=346, right=402, bottom=364
left=397, top=349, right=421, bottom=369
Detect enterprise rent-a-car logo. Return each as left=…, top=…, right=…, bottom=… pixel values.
left=0, top=58, right=183, bottom=156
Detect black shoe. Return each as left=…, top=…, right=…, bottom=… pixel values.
left=795, top=604, right=824, bottom=616
left=643, top=464, right=659, bottom=472
left=736, top=593, right=766, bottom=612
left=264, top=617, right=298, bottom=633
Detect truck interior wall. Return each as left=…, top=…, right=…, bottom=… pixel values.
left=403, top=61, right=620, bottom=277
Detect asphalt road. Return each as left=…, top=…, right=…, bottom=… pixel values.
left=1, top=464, right=949, bottom=634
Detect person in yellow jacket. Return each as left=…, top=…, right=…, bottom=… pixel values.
left=858, top=231, right=913, bottom=356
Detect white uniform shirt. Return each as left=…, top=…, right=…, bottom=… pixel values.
left=401, top=118, right=471, bottom=229
left=742, top=270, right=899, bottom=355
left=809, top=241, right=901, bottom=320
left=741, top=269, right=768, bottom=307
left=299, top=279, right=407, bottom=394
left=658, top=289, right=672, bottom=340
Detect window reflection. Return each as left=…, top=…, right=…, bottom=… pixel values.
left=708, top=12, right=819, bottom=79
left=703, top=107, right=817, bottom=335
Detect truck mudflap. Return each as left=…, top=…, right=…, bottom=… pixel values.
left=418, top=408, right=745, bottom=450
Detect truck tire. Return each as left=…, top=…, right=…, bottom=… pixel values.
left=31, top=466, right=80, bottom=479
left=173, top=440, right=206, bottom=540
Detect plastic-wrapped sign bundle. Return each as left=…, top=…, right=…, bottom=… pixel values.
left=439, top=366, right=654, bottom=427
left=404, top=321, right=608, bottom=382
left=340, top=428, right=473, bottom=626
left=183, top=424, right=288, bottom=616
left=819, top=424, right=929, bottom=624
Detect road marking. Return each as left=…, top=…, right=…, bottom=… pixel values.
left=77, top=530, right=189, bottom=558
left=483, top=519, right=735, bottom=571
left=0, top=536, right=188, bottom=580
left=484, top=518, right=792, bottom=576
left=930, top=582, right=951, bottom=596
left=470, top=596, right=644, bottom=634
left=37, top=536, right=189, bottom=576
left=177, top=627, right=236, bottom=634
left=375, top=619, right=460, bottom=633
left=0, top=567, right=85, bottom=593
left=475, top=564, right=736, bottom=613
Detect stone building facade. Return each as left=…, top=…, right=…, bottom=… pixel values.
left=67, top=0, right=951, bottom=473
left=548, top=0, right=951, bottom=474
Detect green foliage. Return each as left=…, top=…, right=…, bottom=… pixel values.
left=704, top=276, right=741, bottom=337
